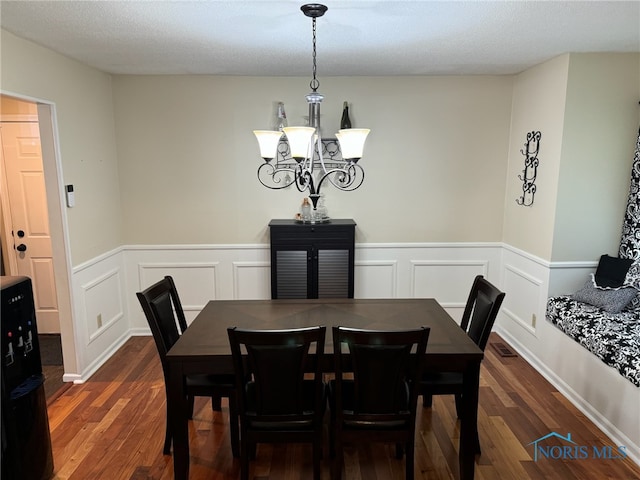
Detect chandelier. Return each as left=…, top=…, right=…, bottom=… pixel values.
left=253, top=3, right=370, bottom=210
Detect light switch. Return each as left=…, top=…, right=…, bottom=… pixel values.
left=66, top=184, right=75, bottom=207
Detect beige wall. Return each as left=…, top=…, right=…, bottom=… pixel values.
left=503, top=53, right=640, bottom=262
left=502, top=54, right=570, bottom=260
left=1, top=29, right=123, bottom=265
left=3, top=27, right=638, bottom=263
left=552, top=53, right=640, bottom=261
left=113, top=75, right=513, bottom=244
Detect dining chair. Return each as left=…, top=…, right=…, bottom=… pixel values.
left=330, top=326, right=430, bottom=480
left=419, top=274, right=505, bottom=453
left=155, top=275, right=222, bottom=412
left=137, top=276, right=239, bottom=457
left=227, top=326, right=326, bottom=480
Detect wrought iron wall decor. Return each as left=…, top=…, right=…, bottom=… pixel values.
left=516, top=131, right=541, bottom=206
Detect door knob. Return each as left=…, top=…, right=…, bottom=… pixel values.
left=17, top=230, right=25, bottom=238
left=16, top=244, right=27, bottom=252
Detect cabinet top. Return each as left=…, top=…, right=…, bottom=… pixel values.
left=269, top=219, right=356, bottom=227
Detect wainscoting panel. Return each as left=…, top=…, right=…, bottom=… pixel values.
left=82, top=268, right=123, bottom=342
left=501, top=263, right=543, bottom=334
left=232, top=261, right=271, bottom=300
left=496, top=246, right=550, bottom=341
left=71, top=248, right=130, bottom=383
left=411, top=260, right=487, bottom=305
left=353, top=243, right=501, bottom=323
left=137, top=262, right=219, bottom=324
left=354, top=260, right=397, bottom=298
left=124, top=245, right=272, bottom=330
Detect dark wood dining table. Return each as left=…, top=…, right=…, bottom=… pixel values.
left=166, top=298, right=483, bottom=480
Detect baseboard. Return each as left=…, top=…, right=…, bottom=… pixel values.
left=62, top=373, right=83, bottom=383
left=71, top=330, right=131, bottom=384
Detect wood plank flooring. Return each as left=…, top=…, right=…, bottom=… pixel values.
left=45, top=333, right=640, bottom=480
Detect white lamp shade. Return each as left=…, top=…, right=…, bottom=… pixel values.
left=336, top=128, right=370, bottom=160
left=254, top=130, right=283, bottom=159
left=283, top=126, right=315, bottom=159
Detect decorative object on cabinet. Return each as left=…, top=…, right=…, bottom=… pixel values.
left=516, top=130, right=541, bottom=206
left=253, top=4, right=370, bottom=211
left=297, top=196, right=329, bottom=223
left=269, top=219, right=355, bottom=299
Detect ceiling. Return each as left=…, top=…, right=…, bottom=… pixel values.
left=1, top=1, right=639, bottom=76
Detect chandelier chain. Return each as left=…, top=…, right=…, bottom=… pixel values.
left=310, top=17, right=319, bottom=92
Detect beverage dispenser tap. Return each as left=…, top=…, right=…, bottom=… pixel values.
left=25, top=328, right=34, bottom=354
left=5, top=334, right=15, bottom=366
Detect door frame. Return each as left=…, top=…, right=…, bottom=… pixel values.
left=0, top=90, right=78, bottom=376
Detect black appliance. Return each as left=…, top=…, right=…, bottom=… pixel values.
left=1, top=276, right=54, bottom=480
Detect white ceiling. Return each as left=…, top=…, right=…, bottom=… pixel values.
left=1, top=1, right=639, bottom=76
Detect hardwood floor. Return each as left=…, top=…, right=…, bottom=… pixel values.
left=46, top=334, right=640, bottom=480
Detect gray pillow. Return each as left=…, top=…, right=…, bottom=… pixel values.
left=572, top=280, right=637, bottom=314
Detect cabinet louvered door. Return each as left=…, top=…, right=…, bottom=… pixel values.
left=317, top=249, right=350, bottom=298
left=274, top=249, right=309, bottom=299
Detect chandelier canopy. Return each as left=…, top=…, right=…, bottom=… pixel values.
left=253, top=3, right=370, bottom=210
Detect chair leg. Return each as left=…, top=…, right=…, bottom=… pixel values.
left=405, top=440, right=415, bottom=480
left=240, top=437, right=250, bottom=480
left=422, top=393, right=433, bottom=408
left=163, top=426, right=172, bottom=455
left=228, top=394, right=240, bottom=458
left=395, top=443, right=404, bottom=459
left=454, top=393, right=462, bottom=418
left=163, top=399, right=172, bottom=455
left=313, top=438, right=322, bottom=480
left=332, top=438, right=343, bottom=480
left=329, top=424, right=335, bottom=458
left=455, top=393, right=481, bottom=454
left=211, top=394, right=222, bottom=412
left=187, top=395, right=195, bottom=419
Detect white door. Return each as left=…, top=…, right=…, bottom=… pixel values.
left=0, top=121, right=60, bottom=333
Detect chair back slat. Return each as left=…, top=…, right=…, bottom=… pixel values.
left=246, top=343, right=309, bottom=415
left=350, top=343, right=412, bottom=414
left=228, top=326, right=326, bottom=422
left=333, top=326, right=430, bottom=425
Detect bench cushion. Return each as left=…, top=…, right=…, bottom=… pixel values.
left=546, top=295, right=640, bottom=387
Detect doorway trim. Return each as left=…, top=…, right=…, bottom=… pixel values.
left=1, top=90, right=78, bottom=376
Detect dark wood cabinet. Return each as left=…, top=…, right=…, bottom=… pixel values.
left=269, top=219, right=356, bottom=299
